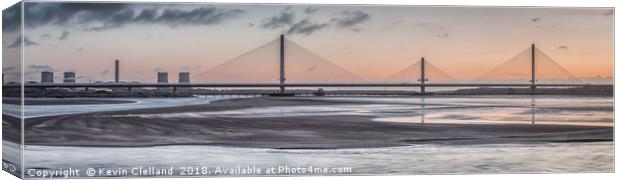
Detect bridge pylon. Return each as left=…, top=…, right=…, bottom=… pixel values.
left=418, top=57, right=429, bottom=95
left=530, top=43, right=536, bottom=95
left=279, top=34, right=286, bottom=93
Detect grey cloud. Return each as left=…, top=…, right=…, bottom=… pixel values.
left=3, top=67, right=17, bottom=72
left=144, top=7, right=245, bottom=27
left=153, top=67, right=166, bottom=72
left=179, top=65, right=202, bottom=72
left=558, top=45, right=568, bottom=50
left=415, top=22, right=447, bottom=33
left=11, top=3, right=245, bottom=32
left=7, top=36, right=38, bottom=48
left=24, top=65, right=55, bottom=80
left=261, top=10, right=295, bottom=29
left=308, top=66, right=317, bottom=71
left=259, top=9, right=371, bottom=36
left=437, top=33, right=450, bottom=39
left=531, top=17, right=541, bottom=22
left=2, top=3, right=21, bottom=32
left=28, top=65, right=54, bottom=72
left=59, top=31, right=70, bottom=40
left=304, top=7, right=318, bottom=14
left=331, top=10, right=370, bottom=28
left=100, top=69, right=110, bottom=75
left=287, top=19, right=328, bottom=36
left=76, top=47, right=85, bottom=52
left=40, top=33, right=53, bottom=40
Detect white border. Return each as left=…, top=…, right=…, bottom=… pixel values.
left=1, top=0, right=617, bottom=180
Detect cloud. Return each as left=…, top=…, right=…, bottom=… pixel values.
left=58, top=31, right=70, bottom=40
left=259, top=9, right=371, bottom=36
left=7, top=36, right=39, bottom=48
left=2, top=67, right=17, bottom=72
left=139, top=7, right=245, bottom=27
left=28, top=65, right=54, bottom=72
left=75, top=47, right=85, bottom=52
left=304, top=7, right=318, bottom=14
left=260, top=10, right=295, bottom=29
left=153, top=67, right=166, bottom=72
left=179, top=65, right=202, bottom=72
left=531, top=17, right=542, bottom=22
left=437, top=33, right=450, bottom=39
left=558, top=45, right=568, bottom=50
left=331, top=10, right=370, bottom=29
left=100, top=69, right=110, bottom=75
left=2, top=3, right=21, bottom=32
left=287, top=19, right=329, bottom=36
left=9, top=3, right=245, bottom=32
left=308, top=66, right=317, bottom=71
left=40, top=33, right=53, bottom=40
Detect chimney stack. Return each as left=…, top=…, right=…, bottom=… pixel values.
left=41, top=71, right=54, bottom=84
left=157, top=72, right=168, bottom=84
left=115, top=59, right=120, bottom=83
left=63, top=72, right=76, bottom=83
left=178, top=72, right=190, bottom=84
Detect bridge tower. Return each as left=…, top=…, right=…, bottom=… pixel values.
left=419, top=57, right=428, bottom=94
left=279, top=34, right=286, bottom=93
left=530, top=43, right=536, bottom=95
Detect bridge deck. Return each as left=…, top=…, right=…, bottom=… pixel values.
left=2, top=83, right=611, bottom=88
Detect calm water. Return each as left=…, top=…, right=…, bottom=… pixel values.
left=2, top=95, right=614, bottom=177
left=118, top=95, right=613, bottom=126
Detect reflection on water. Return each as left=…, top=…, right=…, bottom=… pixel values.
left=531, top=96, right=535, bottom=124
left=114, top=95, right=612, bottom=127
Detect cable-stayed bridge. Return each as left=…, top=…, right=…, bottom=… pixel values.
left=6, top=34, right=611, bottom=95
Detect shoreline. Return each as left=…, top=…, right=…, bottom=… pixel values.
left=8, top=97, right=611, bottom=149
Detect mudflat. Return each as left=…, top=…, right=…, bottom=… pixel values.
left=13, top=97, right=613, bottom=149
left=3, top=98, right=136, bottom=105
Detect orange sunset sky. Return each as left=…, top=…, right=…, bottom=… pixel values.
left=2, top=2, right=614, bottom=83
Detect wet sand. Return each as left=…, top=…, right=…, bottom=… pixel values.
left=12, top=97, right=614, bottom=149
left=3, top=98, right=136, bottom=105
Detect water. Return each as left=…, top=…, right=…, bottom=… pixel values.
left=3, top=96, right=247, bottom=118
left=2, top=95, right=614, bottom=177
left=112, top=95, right=613, bottom=126
left=1, top=141, right=612, bottom=177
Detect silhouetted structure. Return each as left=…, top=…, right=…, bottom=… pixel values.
left=41, top=71, right=54, bottom=84
left=530, top=43, right=536, bottom=94
left=63, top=72, right=76, bottom=83
left=115, top=59, right=120, bottom=83
left=279, top=34, right=286, bottom=93
left=418, top=57, right=428, bottom=94
left=179, top=72, right=190, bottom=84
left=157, top=72, right=168, bottom=84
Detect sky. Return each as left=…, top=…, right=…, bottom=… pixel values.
left=2, top=2, right=614, bottom=83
